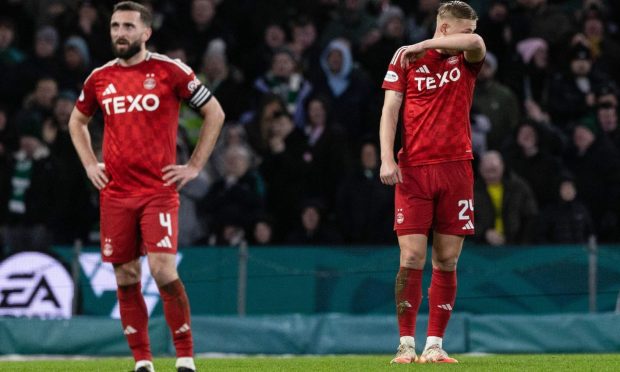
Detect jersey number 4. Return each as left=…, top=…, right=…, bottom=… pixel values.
left=159, top=212, right=172, bottom=236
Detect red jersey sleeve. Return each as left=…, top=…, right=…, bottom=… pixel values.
left=75, top=73, right=98, bottom=117
left=464, top=54, right=485, bottom=76
left=381, top=46, right=408, bottom=92
left=168, top=59, right=213, bottom=110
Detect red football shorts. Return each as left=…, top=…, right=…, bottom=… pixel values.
left=99, top=193, right=179, bottom=263
left=394, top=160, right=474, bottom=236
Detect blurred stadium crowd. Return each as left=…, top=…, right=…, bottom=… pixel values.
left=1, top=0, right=620, bottom=253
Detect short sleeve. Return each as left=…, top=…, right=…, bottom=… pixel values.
left=464, top=54, right=485, bottom=76
left=75, top=74, right=98, bottom=117
left=382, top=47, right=408, bottom=92
left=171, top=59, right=213, bottom=110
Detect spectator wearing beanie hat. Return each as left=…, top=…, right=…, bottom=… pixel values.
left=58, top=35, right=91, bottom=92
left=548, top=43, right=608, bottom=128
left=18, top=26, right=62, bottom=103
left=564, top=119, right=620, bottom=241
left=506, top=37, right=551, bottom=105
left=473, top=51, right=520, bottom=151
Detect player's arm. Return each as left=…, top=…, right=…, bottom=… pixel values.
left=379, top=90, right=404, bottom=186
left=162, top=97, right=225, bottom=190
left=68, top=107, right=108, bottom=190
left=401, top=34, right=486, bottom=68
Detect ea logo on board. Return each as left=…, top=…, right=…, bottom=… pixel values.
left=0, top=252, right=74, bottom=319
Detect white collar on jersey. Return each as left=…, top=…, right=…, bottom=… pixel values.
left=114, top=51, right=153, bottom=66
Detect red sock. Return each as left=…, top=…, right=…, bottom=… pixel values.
left=395, top=267, right=423, bottom=337
left=427, top=268, right=457, bottom=337
left=117, top=282, right=152, bottom=361
left=159, top=279, right=193, bottom=357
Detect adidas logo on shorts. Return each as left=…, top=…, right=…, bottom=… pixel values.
left=461, top=221, right=474, bottom=230
left=156, top=236, right=173, bottom=248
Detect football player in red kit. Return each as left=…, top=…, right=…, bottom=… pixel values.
left=379, top=1, right=485, bottom=364
left=68, top=2, right=225, bottom=371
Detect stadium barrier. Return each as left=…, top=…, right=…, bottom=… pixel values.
left=1, top=244, right=619, bottom=355
left=47, top=244, right=620, bottom=316
left=0, top=312, right=619, bottom=355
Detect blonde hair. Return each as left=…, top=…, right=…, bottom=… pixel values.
left=437, top=1, right=478, bottom=21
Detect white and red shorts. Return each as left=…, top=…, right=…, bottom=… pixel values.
left=394, top=160, right=474, bottom=236
left=99, top=193, right=179, bottom=263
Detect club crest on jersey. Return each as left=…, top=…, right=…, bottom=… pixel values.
left=103, top=238, right=113, bottom=257
left=447, top=56, right=459, bottom=65
left=413, top=66, right=461, bottom=91
left=187, top=77, right=201, bottom=93
left=396, top=209, right=405, bottom=224
left=384, top=71, right=399, bottom=83
left=143, top=73, right=156, bottom=90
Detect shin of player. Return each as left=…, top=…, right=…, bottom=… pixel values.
left=379, top=1, right=485, bottom=364
left=68, top=2, right=225, bottom=371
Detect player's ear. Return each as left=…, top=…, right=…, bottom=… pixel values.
left=143, top=27, right=152, bottom=42
left=440, top=22, right=449, bottom=36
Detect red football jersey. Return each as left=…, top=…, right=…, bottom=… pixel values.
left=76, top=52, right=212, bottom=197
left=382, top=47, right=483, bottom=167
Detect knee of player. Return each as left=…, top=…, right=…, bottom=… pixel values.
left=113, top=262, right=142, bottom=284
left=400, top=251, right=426, bottom=268
left=432, top=257, right=458, bottom=271
left=148, top=261, right=178, bottom=284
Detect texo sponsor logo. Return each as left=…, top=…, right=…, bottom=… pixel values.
left=414, top=67, right=461, bottom=91
left=102, top=94, right=160, bottom=115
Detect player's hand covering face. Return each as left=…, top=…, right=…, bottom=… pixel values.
left=438, top=18, right=477, bottom=56
left=402, top=18, right=477, bottom=68
left=401, top=43, right=427, bottom=70
left=441, top=18, right=476, bottom=37
left=110, top=10, right=151, bottom=59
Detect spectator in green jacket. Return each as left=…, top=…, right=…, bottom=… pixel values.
left=473, top=52, right=520, bottom=150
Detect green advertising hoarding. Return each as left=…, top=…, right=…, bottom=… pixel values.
left=50, top=244, right=620, bottom=317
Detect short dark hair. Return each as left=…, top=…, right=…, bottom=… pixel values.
left=113, top=1, right=153, bottom=27
left=438, top=1, right=478, bottom=21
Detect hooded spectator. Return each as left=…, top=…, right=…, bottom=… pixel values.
left=313, top=38, right=374, bottom=143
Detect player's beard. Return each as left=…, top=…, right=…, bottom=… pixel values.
left=112, top=39, right=142, bottom=60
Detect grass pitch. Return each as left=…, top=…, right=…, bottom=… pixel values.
left=1, top=354, right=619, bottom=371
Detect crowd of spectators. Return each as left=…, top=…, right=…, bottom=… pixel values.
left=1, top=0, right=620, bottom=253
